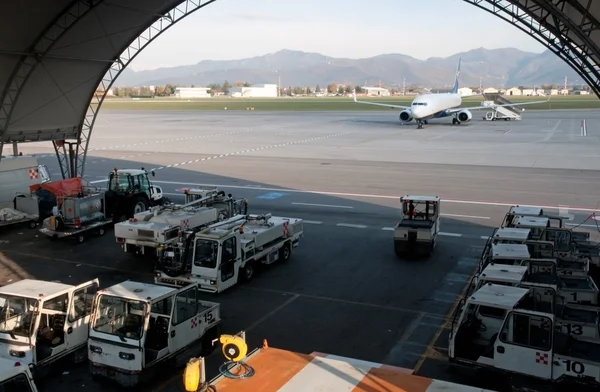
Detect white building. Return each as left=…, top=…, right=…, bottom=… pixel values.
left=504, top=87, right=522, bottom=96
left=229, top=84, right=278, bottom=98
left=363, top=87, right=390, bottom=96
left=457, top=87, right=473, bottom=96
left=175, top=87, right=210, bottom=98
left=483, top=87, right=499, bottom=94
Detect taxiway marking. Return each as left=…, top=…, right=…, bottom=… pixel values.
left=292, top=202, right=354, bottom=209
left=111, top=180, right=600, bottom=213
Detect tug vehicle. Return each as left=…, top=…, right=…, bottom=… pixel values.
left=0, top=358, right=38, bottom=391
left=155, top=213, right=303, bottom=293
left=393, top=195, right=440, bottom=257
left=88, top=280, right=220, bottom=387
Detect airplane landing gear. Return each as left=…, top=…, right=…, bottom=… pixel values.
left=417, top=121, right=424, bottom=129
left=452, top=117, right=461, bottom=125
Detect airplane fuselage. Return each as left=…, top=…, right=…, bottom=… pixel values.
left=409, top=93, right=462, bottom=120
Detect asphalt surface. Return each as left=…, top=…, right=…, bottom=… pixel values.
left=2, top=109, right=600, bottom=391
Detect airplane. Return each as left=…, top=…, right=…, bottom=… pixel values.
left=352, top=58, right=550, bottom=129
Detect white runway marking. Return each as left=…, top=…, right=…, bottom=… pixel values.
left=302, top=220, right=323, bottom=225
left=112, top=180, right=600, bottom=213
left=438, top=232, right=462, bottom=237
left=441, top=213, right=490, bottom=220
left=337, top=223, right=367, bottom=229
left=292, top=202, right=353, bottom=209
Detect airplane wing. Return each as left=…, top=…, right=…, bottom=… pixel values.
left=352, top=91, right=410, bottom=110
left=446, top=96, right=551, bottom=114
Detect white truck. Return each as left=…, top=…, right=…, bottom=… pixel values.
left=501, top=205, right=565, bottom=228
left=393, top=195, right=440, bottom=258
left=0, top=155, right=50, bottom=229
left=155, top=213, right=304, bottom=293
left=114, top=187, right=248, bottom=257
left=0, top=357, right=38, bottom=391
left=464, top=263, right=600, bottom=344
left=0, top=278, right=99, bottom=376
left=88, top=280, right=220, bottom=387
left=449, top=283, right=600, bottom=388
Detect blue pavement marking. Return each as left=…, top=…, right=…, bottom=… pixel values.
left=256, top=192, right=288, bottom=200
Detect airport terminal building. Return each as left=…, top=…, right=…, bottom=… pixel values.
left=229, top=83, right=278, bottom=97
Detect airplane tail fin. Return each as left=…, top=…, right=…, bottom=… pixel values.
left=450, top=57, right=461, bottom=94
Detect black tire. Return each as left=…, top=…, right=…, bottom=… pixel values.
left=240, top=262, right=254, bottom=282
left=77, top=234, right=85, bottom=244
left=131, top=195, right=149, bottom=216
left=279, top=242, right=292, bottom=263
left=98, top=227, right=105, bottom=236
left=28, top=221, right=36, bottom=229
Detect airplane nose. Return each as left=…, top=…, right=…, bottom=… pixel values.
left=411, top=107, right=422, bottom=119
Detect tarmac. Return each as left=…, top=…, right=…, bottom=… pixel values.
left=2, top=109, right=600, bottom=391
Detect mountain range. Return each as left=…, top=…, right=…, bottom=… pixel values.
left=116, top=48, right=582, bottom=89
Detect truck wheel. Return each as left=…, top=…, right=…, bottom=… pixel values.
left=202, top=326, right=220, bottom=356
left=132, top=196, right=149, bottom=215
left=28, top=221, right=37, bottom=229
left=279, top=242, right=292, bottom=263
left=98, top=227, right=105, bottom=236
left=241, top=263, right=254, bottom=282
left=77, top=235, right=85, bottom=244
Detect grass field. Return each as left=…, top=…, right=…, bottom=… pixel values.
left=100, top=94, right=600, bottom=111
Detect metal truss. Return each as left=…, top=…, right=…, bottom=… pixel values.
left=0, top=0, right=105, bottom=174
left=71, top=0, right=217, bottom=178
left=464, top=0, right=600, bottom=96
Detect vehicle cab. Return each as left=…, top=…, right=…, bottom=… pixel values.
left=88, top=280, right=220, bottom=387
left=0, top=357, right=38, bottom=391
left=501, top=206, right=564, bottom=228
left=0, top=279, right=99, bottom=373
left=449, top=284, right=600, bottom=386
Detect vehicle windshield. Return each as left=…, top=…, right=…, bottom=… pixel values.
left=402, top=200, right=437, bottom=220
left=193, top=238, right=219, bottom=268
left=107, top=173, right=132, bottom=192
left=92, top=295, right=146, bottom=341
left=0, top=295, right=38, bottom=338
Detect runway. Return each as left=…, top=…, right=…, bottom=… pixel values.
left=3, top=109, right=600, bottom=391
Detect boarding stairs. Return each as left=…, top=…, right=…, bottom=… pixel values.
left=481, top=93, right=523, bottom=121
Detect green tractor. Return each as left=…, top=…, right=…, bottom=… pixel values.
left=104, top=167, right=166, bottom=222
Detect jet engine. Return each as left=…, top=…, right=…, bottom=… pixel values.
left=457, top=109, right=472, bottom=122
left=399, top=110, right=413, bottom=122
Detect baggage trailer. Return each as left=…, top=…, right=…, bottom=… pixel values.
left=38, top=181, right=112, bottom=243
left=0, top=279, right=99, bottom=377
left=88, top=280, right=220, bottom=387
left=0, top=208, right=38, bottom=229
left=155, top=213, right=303, bottom=293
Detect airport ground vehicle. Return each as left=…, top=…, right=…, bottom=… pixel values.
left=0, top=278, right=99, bottom=376
left=103, top=167, right=164, bottom=221
left=115, top=187, right=247, bottom=257
left=466, top=263, right=600, bottom=343
left=155, top=213, right=303, bottom=293
left=0, top=358, right=38, bottom=391
left=501, top=206, right=564, bottom=228
left=393, top=195, right=440, bottom=257
left=449, top=283, right=600, bottom=388
left=37, top=178, right=112, bottom=243
left=88, top=280, right=220, bottom=387
left=0, top=155, right=50, bottom=210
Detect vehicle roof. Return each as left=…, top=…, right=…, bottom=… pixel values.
left=400, top=195, right=440, bottom=202
left=100, top=281, right=176, bottom=301
left=112, top=169, right=146, bottom=176
left=469, top=283, right=529, bottom=310
left=0, top=357, right=30, bottom=379
left=492, top=227, right=530, bottom=241
left=509, top=206, right=543, bottom=216
left=513, top=215, right=549, bottom=228
left=481, top=263, right=527, bottom=284
left=491, top=243, right=531, bottom=259
left=0, top=279, right=72, bottom=299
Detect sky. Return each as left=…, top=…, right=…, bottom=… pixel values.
left=128, top=0, right=546, bottom=71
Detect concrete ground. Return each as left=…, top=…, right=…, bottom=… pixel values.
left=2, top=109, right=599, bottom=391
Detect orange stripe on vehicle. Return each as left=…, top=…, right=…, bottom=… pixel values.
left=351, top=367, right=433, bottom=392
left=213, top=348, right=314, bottom=392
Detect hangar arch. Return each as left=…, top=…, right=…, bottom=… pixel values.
left=0, top=0, right=598, bottom=178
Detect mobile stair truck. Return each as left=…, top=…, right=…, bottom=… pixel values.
left=0, top=278, right=99, bottom=378
left=37, top=177, right=112, bottom=243
left=393, top=195, right=440, bottom=258
left=155, top=213, right=304, bottom=293
left=87, top=280, right=220, bottom=387
left=449, top=283, right=600, bottom=390
left=0, top=357, right=38, bottom=391
left=179, top=186, right=249, bottom=221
